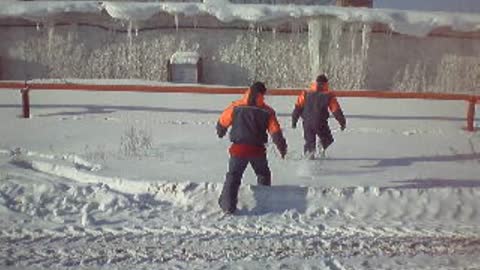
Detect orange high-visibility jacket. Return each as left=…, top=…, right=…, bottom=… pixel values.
left=292, top=82, right=346, bottom=128
left=217, top=88, right=287, bottom=158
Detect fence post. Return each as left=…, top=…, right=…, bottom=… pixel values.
left=21, top=87, right=30, bottom=118
left=467, top=98, right=476, bottom=132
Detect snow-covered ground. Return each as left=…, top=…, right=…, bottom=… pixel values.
left=0, top=85, right=479, bottom=269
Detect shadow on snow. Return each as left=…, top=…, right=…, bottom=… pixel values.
left=328, top=153, right=480, bottom=168
left=236, top=185, right=309, bottom=216
left=0, top=104, right=476, bottom=122
left=0, top=104, right=223, bottom=117
left=382, top=178, right=480, bottom=190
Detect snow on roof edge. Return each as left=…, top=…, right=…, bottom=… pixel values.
left=170, top=51, right=201, bottom=64
left=1, top=1, right=480, bottom=37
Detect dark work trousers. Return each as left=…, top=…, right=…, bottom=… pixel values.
left=218, top=155, right=271, bottom=213
left=303, top=121, right=334, bottom=154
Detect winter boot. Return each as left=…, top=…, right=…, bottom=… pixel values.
left=319, top=148, right=326, bottom=159
left=304, top=151, right=315, bottom=160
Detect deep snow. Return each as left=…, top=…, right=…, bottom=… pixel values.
left=0, top=83, right=479, bottom=269
left=2, top=1, right=480, bottom=37
left=1, top=1, right=480, bottom=269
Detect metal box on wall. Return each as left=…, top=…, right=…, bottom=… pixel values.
left=167, top=51, right=202, bottom=84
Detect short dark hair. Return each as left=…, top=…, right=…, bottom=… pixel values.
left=250, top=81, right=267, bottom=94
left=248, top=81, right=267, bottom=106
left=316, top=74, right=328, bottom=83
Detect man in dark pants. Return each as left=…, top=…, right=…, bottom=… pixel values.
left=292, top=74, right=346, bottom=159
left=216, top=82, right=287, bottom=214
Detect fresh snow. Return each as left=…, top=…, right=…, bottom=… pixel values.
left=170, top=51, right=201, bottom=65
left=1, top=1, right=480, bottom=269
left=2, top=1, right=480, bottom=36
left=0, top=85, right=479, bottom=269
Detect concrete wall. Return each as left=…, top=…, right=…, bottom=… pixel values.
left=1, top=15, right=479, bottom=94
left=308, top=18, right=480, bottom=94
left=0, top=24, right=310, bottom=89
left=366, top=32, right=480, bottom=93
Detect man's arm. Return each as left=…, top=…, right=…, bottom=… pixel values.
left=267, top=111, right=287, bottom=158
left=216, top=104, right=234, bottom=138
left=329, top=96, right=346, bottom=130
left=291, top=91, right=306, bottom=128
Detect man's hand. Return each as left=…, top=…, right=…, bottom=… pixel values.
left=292, top=122, right=297, bottom=129
left=216, top=122, right=228, bottom=138
left=272, top=131, right=287, bottom=159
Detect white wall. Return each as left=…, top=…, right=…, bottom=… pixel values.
left=0, top=23, right=310, bottom=88
left=1, top=15, right=480, bottom=94
left=374, top=0, right=480, bottom=13
left=308, top=18, right=480, bottom=93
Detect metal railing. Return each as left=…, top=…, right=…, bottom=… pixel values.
left=0, top=81, right=478, bottom=131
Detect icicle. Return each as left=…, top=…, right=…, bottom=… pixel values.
left=248, top=23, right=256, bottom=32
left=361, top=23, right=370, bottom=58
left=36, top=22, right=40, bottom=31
left=135, top=27, right=139, bottom=37
left=47, top=23, right=55, bottom=57
left=192, top=43, right=199, bottom=52
left=174, top=14, right=179, bottom=32
left=126, top=20, right=134, bottom=62
left=291, top=21, right=300, bottom=35
left=272, top=27, right=277, bottom=40
left=385, top=27, right=393, bottom=39
left=70, top=23, right=78, bottom=37
left=193, top=16, right=198, bottom=29
left=178, top=40, right=187, bottom=52
left=67, top=23, right=74, bottom=44
left=127, top=20, right=133, bottom=46
left=350, top=25, right=356, bottom=57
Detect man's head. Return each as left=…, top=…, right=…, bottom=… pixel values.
left=250, top=81, right=267, bottom=95
left=314, top=74, right=328, bottom=91
left=316, top=74, right=328, bottom=84
left=248, top=81, right=267, bottom=105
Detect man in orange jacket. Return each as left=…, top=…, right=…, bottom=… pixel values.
left=292, top=74, right=346, bottom=159
left=216, top=81, right=287, bottom=214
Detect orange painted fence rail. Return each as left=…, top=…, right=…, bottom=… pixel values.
left=0, top=81, right=478, bottom=131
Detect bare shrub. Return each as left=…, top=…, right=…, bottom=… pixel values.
left=83, top=144, right=108, bottom=163
left=119, top=126, right=154, bottom=158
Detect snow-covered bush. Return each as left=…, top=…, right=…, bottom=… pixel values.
left=83, top=144, right=107, bottom=163
left=119, top=126, right=153, bottom=157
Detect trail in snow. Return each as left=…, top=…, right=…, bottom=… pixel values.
left=2, top=148, right=480, bottom=232
left=1, top=148, right=480, bottom=269
left=1, top=91, right=479, bottom=269
left=1, top=225, right=479, bottom=268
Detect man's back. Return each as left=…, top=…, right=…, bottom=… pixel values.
left=230, top=104, right=271, bottom=146
left=302, top=91, right=331, bottom=124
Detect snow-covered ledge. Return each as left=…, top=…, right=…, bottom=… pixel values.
left=170, top=51, right=201, bottom=65
left=1, top=1, right=480, bottom=37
